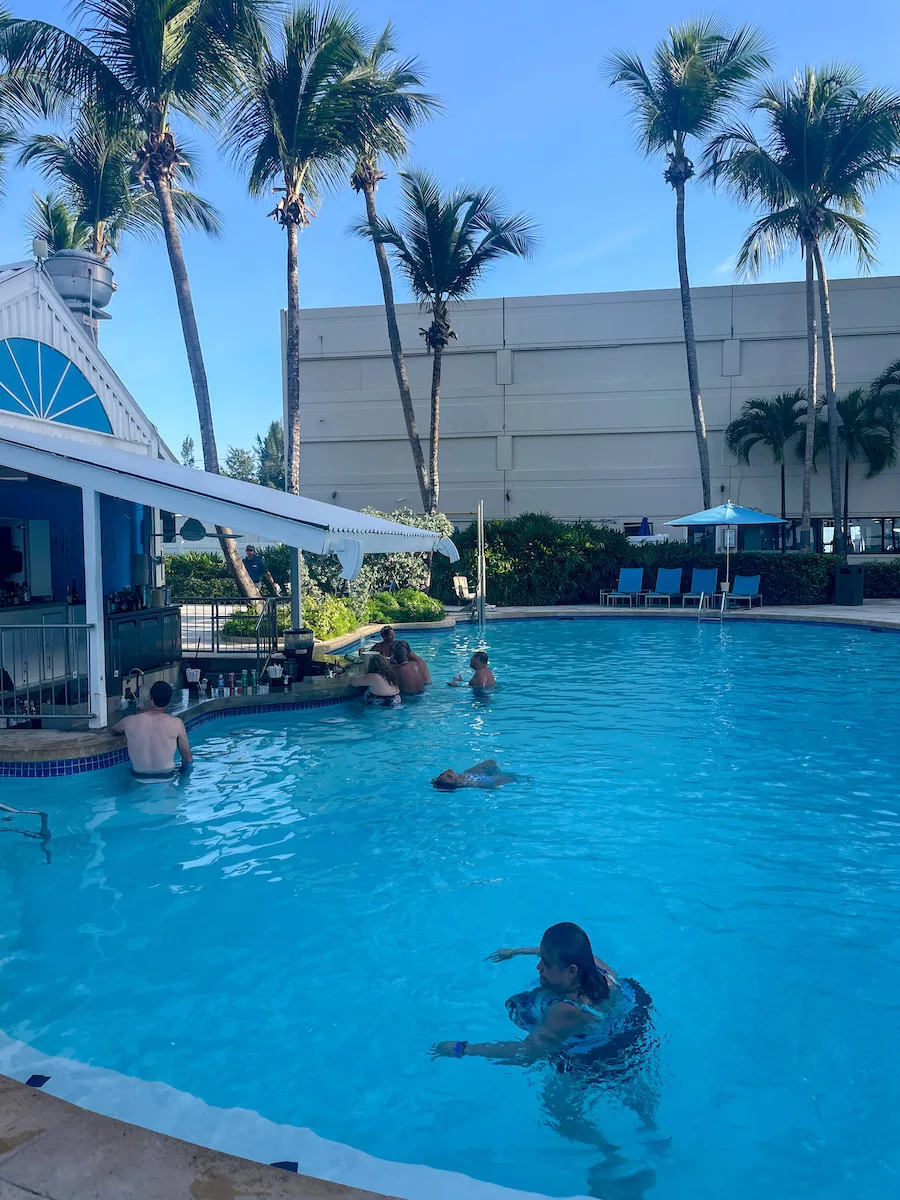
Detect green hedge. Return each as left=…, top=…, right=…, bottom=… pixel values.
left=432, top=512, right=900, bottom=607
left=366, top=588, right=445, bottom=625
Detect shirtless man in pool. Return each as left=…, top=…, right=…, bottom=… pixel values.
left=112, top=680, right=193, bottom=779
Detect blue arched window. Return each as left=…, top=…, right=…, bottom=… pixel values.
left=0, top=338, right=112, bottom=434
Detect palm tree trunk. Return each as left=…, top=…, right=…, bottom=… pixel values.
left=362, top=182, right=429, bottom=511
left=285, top=220, right=301, bottom=496
left=428, top=338, right=443, bottom=515
left=812, top=242, right=844, bottom=555
left=844, top=454, right=850, bottom=549
left=152, top=170, right=256, bottom=598
left=800, top=239, right=818, bottom=550
left=673, top=180, right=711, bottom=509
left=285, top=219, right=303, bottom=627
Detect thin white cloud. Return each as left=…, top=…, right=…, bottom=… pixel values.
left=714, top=254, right=737, bottom=276
left=550, top=227, right=646, bottom=271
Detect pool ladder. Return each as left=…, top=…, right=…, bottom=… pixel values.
left=697, top=591, right=727, bottom=622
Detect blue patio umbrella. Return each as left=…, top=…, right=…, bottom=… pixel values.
left=638, top=516, right=651, bottom=536
left=665, top=502, right=787, bottom=585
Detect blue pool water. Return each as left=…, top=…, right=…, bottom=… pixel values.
left=2, top=619, right=899, bottom=1200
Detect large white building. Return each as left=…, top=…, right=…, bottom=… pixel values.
left=296, top=274, right=900, bottom=552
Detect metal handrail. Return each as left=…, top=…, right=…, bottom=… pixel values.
left=0, top=621, right=94, bottom=723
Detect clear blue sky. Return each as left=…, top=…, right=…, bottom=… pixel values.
left=5, top=0, right=900, bottom=455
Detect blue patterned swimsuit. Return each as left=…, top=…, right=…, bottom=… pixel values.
left=505, top=977, right=652, bottom=1068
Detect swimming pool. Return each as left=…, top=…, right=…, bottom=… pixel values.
left=2, top=618, right=899, bottom=1200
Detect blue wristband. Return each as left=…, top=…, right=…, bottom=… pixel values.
left=454, top=1041, right=468, bottom=1058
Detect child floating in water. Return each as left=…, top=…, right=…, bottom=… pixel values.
left=432, top=760, right=520, bottom=790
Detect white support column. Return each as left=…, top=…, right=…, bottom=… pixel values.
left=81, top=486, right=107, bottom=728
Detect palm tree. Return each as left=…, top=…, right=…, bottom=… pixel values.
left=724, top=392, right=806, bottom=538
left=20, top=103, right=220, bottom=338
left=16, top=0, right=264, bottom=595
left=357, top=170, right=536, bottom=513
left=812, top=388, right=897, bottom=549
left=606, top=19, right=771, bottom=510
left=705, top=67, right=900, bottom=553
left=224, top=4, right=376, bottom=502
left=255, top=420, right=285, bottom=489
left=871, top=358, right=900, bottom=406
left=349, top=25, right=438, bottom=512
left=21, top=109, right=220, bottom=260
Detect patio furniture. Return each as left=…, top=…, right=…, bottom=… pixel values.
left=726, top=575, right=762, bottom=609
left=682, top=568, right=719, bottom=607
left=453, top=574, right=476, bottom=612
left=644, top=568, right=683, bottom=607
left=604, top=568, right=645, bottom=607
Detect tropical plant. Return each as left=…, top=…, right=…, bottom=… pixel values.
left=606, top=19, right=771, bottom=511
left=180, top=436, right=196, bottom=468
left=224, top=4, right=375, bottom=501
left=357, top=170, right=536, bottom=512
left=871, top=358, right=900, bottom=406
left=17, top=0, right=265, bottom=595
left=705, top=66, right=900, bottom=552
left=724, top=392, right=806, bottom=528
left=349, top=24, right=438, bottom=511
left=20, top=103, right=220, bottom=262
left=811, top=388, right=897, bottom=546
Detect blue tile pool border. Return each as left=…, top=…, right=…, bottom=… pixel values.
left=0, top=694, right=355, bottom=778
left=3, top=612, right=898, bottom=777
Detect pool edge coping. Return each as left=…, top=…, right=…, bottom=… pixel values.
left=0, top=1070, right=397, bottom=1200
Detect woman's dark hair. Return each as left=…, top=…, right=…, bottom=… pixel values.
left=367, top=653, right=397, bottom=687
left=542, top=922, right=609, bottom=1004
left=393, top=643, right=410, bottom=664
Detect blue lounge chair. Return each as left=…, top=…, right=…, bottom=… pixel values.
left=644, top=567, right=683, bottom=607
left=604, top=567, right=644, bottom=607
left=726, top=575, right=762, bottom=609
left=682, top=568, right=719, bottom=607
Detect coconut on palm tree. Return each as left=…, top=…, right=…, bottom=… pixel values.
left=349, top=24, right=438, bottom=512
left=356, top=170, right=536, bottom=513
left=705, top=67, right=900, bottom=553
left=606, top=19, right=771, bottom=511
left=811, top=388, right=897, bottom=550
left=724, top=391, right=806, bottom=539
left=16, top=0, right=265, bottom=595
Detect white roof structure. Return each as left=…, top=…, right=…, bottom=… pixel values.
left=0, top=261, right=171, bottom=455
left=0, top=425, right=458, bottom=578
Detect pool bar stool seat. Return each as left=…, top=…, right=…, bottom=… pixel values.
left=603, top=567, right=645, bottom=607
left=644, top=568, right=683, bottom=607
left=726, top=575, right=762, bottom=609
left=682, top=568, right=719, bottom=607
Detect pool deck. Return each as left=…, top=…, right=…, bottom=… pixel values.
left=0, top=1073, right=395, bottom=1200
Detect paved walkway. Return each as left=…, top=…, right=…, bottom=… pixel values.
left=0, top=1074, right=393, bottom=1200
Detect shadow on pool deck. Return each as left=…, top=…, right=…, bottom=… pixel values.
left=0, top=1073, right=396, bottom=1200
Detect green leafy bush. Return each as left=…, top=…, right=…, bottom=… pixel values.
left=222, top=607, right=293, bottom=638
left=302, top=595, right=359, bottom=641
left=431, top=513, right=631, bottom=605
left=366, top=588, right=445, bottom=625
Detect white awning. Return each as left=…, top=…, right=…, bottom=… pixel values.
left=0, top=425, right=458, bottom=579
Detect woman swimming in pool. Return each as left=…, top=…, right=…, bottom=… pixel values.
left=432, top=760, right=521, bottom=790
left=431, top=922, right=650, bottom=1065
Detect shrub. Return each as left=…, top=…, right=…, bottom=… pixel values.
left=366, top=588, right=445, bottom=625
left=431, top=513, right=631, bottom=605
left=222, top=607, right=293, bottom=639
left=302, top=594, right=359, bottom=641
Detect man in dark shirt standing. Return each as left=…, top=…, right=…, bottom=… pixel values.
left=242, top=545, right=281, bottom=594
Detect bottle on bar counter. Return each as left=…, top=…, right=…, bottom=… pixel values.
left=228, top=672, right=235, bottom=697
left=251, top=669, right=258, bottom=695
left=217, top=674, right=224, bottom=698
left=241, top=669, right=248, bottom=696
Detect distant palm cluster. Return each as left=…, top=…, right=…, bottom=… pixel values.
left=1, top=7, right=898, bottom=590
